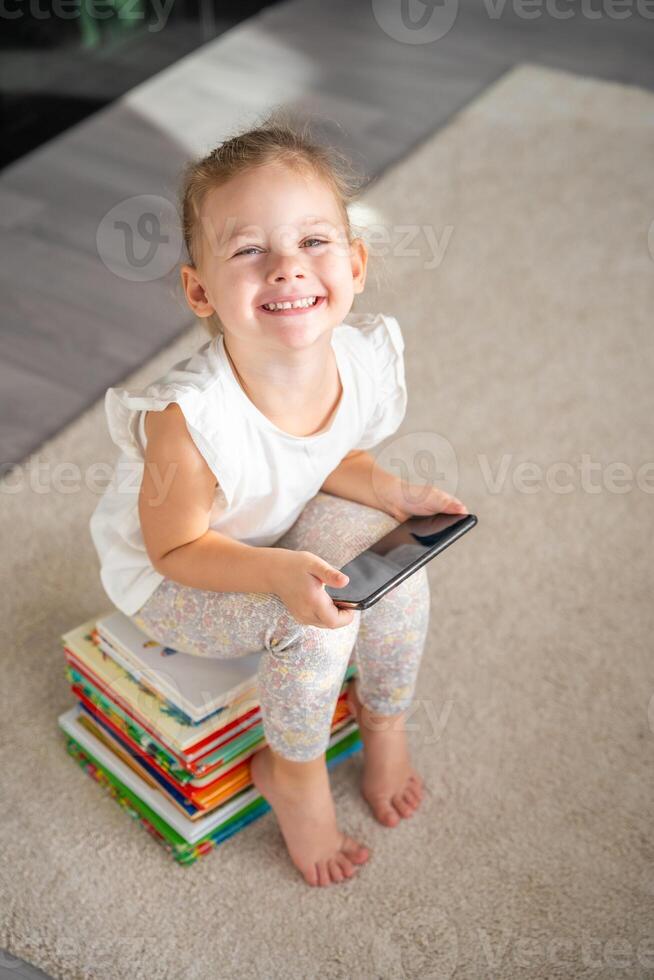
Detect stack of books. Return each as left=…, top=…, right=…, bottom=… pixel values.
left=58, top=611, right=362, bottom=865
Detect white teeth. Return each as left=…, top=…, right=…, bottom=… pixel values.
left=263, top=296, right=318, bottom=311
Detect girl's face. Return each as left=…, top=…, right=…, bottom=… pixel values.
left=181, top=162, right=368, bottom=349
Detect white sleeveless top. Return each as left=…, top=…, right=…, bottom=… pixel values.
left=89, top=312, right=407, bottom=616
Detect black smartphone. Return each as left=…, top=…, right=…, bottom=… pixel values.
left=324, top=512, right=478, bottom=610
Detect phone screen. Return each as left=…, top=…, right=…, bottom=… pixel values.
left=324, top=512, right=477, bottom=609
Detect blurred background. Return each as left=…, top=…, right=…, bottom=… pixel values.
left=1, top=0, right=653, bottom=476
left=2, top=0, right=281, bottom=168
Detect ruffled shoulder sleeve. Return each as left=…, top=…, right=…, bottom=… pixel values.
left=345, top=312, right=408, bottom=450
left=103, top=338, right=239, bottom=505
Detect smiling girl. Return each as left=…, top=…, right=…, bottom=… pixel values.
left=90, top=109, right=468, bottom=887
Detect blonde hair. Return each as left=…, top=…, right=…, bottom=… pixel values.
left=178, top=106, right=370, bottom=338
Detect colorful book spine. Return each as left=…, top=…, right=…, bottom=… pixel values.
left=62, top=726, right=363, bottom=865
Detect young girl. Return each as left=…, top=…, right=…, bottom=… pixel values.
left=90, top=110, right=468, bottom=887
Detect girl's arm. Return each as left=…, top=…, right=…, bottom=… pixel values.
left=140, top=405, right=277, bottom=594
left=320, top=450, right=469, bottom=522
left=319, top=450, right=402, bottom=519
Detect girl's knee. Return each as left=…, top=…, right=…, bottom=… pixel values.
left=267, top=618, right=358, bottom=674
left=268, top=597, right=359, bottom=646
left=269, top=619, right=341, bottom=652
left=384, top=565, right=431, bottom=605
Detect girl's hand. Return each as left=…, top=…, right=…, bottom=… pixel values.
left=269, top=549, right=356, bottom=629
left=379, top=478, right=469, bottom=524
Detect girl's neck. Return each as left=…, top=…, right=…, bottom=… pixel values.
left=222, top=329, right=342, bottom=433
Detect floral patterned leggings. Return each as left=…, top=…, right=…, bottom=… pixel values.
left=131, top=492, right=431, bottom=762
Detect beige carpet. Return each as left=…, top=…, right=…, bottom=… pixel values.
left=1, top=63, right=653, bottom=980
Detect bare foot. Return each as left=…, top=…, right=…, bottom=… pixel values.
left=250, top=745, right=371, bottom=886
left=346, top=680, right=424, bottom=827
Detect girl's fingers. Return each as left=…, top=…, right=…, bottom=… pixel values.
left=314, top=562, right=349, bottom=587
left=435, top=489, right=468, bottom=514
left=398, top=486, right=469, bottom=517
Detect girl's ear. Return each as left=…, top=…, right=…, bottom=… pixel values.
left=350, top=238, right=368, bottom=295
left=180, top=264, right=215, bottom=318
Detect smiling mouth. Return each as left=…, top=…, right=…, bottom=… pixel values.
left=259, top=296, right=325, bottom=315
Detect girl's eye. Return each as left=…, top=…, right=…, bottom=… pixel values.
left=234, top=238, right=327, bottom=258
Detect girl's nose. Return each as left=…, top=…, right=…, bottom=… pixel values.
left=267, top=254, right=306, bottom=283
left=272, top=272, right=305, bottom=284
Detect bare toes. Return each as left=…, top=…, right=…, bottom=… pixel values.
left=328, top=857, right=344, bottom=883
left=376, top=803, right=400, bottom=827
left=392, top=793, right=414, bottom=818
left=403, top=786, right=421, bottom=808
left=342, top=836, right=371, bottom=863
left=316, top=860, right=331, bottom=887
left=335, top=853, right=356, bottom=878
left=401, top=792, right=416, bottom=812
left=409, top=774, right=424, bottom=797
left=304, top=863, right=319, bottom=887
